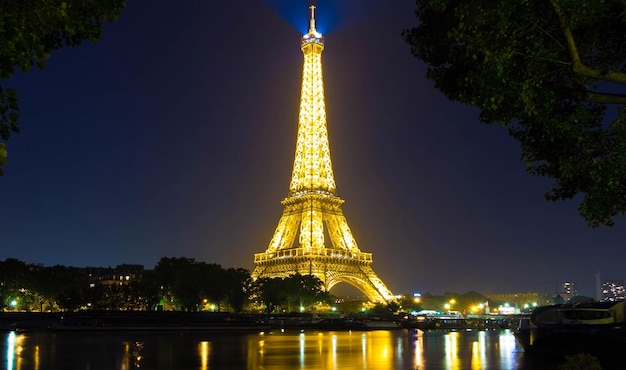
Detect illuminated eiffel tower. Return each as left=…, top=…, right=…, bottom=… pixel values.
left=251, top=6, right=394, bottom=303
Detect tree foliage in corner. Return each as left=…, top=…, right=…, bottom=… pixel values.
left=403, top=0, right=626, bottom=227
left=0, top=0, right=126, bottom=175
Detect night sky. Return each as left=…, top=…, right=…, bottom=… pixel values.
left=2, top=0, right=625, bottom=298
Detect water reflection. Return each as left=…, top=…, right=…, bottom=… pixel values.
left=121, top=341, right=143, bottom=369
left=199, top=341, right=209, bottom=370
left=6, top=331, right=15, bottom=370
left=414, top=328, right=423, bottom=368
left=471, top=330, right=487, bottom=369
left=1, top=328, right=533, bottom=369
left=6, top=331, right=25, bottom=370
left=252, top=330, right=409, bottom=369
left=444, top=331, right=459, bottom=369
left=498, top=329, right=517, bottom=369
left=34, top=344, right=39, bottom=370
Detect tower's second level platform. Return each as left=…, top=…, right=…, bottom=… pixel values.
left=254, top=247, right=372, bottom=264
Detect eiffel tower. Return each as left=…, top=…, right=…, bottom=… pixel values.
left=251, top=6, right=394, bottom=303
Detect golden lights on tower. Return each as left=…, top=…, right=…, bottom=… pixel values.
left=251, top=5, right=394, bottom=303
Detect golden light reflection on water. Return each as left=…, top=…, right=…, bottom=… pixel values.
left=414, top=329, right=423, bottom=368
left=249, top=330, right=403, bottom=370
left=34, top=345, right=39, bottom=370
left=2, top=328, right=526, bottom=369
left=470, top=330, right=487, bottom=369
left=199, top=341, right=210, bottom=370
left=444, top=331, right=459, bottom=370
left=121, top=341, right=144, bottom=369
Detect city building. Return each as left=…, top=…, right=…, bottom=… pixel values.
left=560, top=281, right=576, bottom=301
left=601, top=279, right=625, bottom=302
left=86, top=264, right=144, bottom=287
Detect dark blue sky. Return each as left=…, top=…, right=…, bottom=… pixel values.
left=1, top=0, right=624, bottom=298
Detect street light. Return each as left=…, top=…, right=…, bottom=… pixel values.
left=413, top=292, right=422, bottom=304
left=445, top=299, right=455, bottom=314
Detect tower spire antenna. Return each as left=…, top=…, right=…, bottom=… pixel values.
left=309, top=5, right=317, bottom=33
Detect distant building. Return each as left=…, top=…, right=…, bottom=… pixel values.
left=86, top=264, right=144, bottom=287
left=560, top=282, right=576, bottom=301
left=601, top=280, right=625, bottom=302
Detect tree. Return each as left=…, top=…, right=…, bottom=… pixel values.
left=397, top=295, right=423, bottom=313
left=197, top=262, right=227, bottom=311
left=254, top=277, right=287, bottom=314
left=403, top=0, right=626, bottom=227
left=283, top=273, right=330, bottom=310
left=0, top=258, right=32, bottom=310
left=154, top=257, right=205, bottom=311
left=559, top=353, right=603, bottom=370
left=132, top=270, right=162, bottom=311
left=52, top=266, right=90, bottom=311
left=32, top=265, right=65, bottom=312
left=0, top=0, right=126, bottom=175
left=223, top=268, right=252, bottom=313
left=252, top=274, right=330, bottom=313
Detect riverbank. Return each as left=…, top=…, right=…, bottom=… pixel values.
left=0, top=311, right=405, bottom=332
left=1, top=311, right=269, bottom=331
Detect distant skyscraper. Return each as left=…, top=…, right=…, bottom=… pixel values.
left=601, top=280, right=625, bottom=302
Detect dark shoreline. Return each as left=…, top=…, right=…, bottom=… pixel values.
left=0, top=311, right=405, bottom=332
left=1, top=311, right=270, bottom=332
left=1, top=312, right=522, bottom=332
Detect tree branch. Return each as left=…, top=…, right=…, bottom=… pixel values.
left=551, top=0, right=626, bottom=85
left=577, top=91, right=626, bottom=104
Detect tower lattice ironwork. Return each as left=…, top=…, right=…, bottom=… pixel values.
left=251, top=6, right=394, bottom=303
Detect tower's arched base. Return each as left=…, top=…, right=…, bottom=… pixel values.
left=252, top=249, right=394, bottom=304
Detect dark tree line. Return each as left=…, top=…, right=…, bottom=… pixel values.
left=153, top=257, right=252, bottom=312
left=252, top=273, right=332, bottom=314
left=0, top=258, right=89, bottom=312
left=0, top=257, right=331, bottom=314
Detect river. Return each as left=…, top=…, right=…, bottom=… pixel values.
left=1, top=328, right=581, bottom=369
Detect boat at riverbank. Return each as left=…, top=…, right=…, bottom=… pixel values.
left=514, top=301, right=626, bottom=358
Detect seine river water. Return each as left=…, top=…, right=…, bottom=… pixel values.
left=1, top=328, right=572, bottom=370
